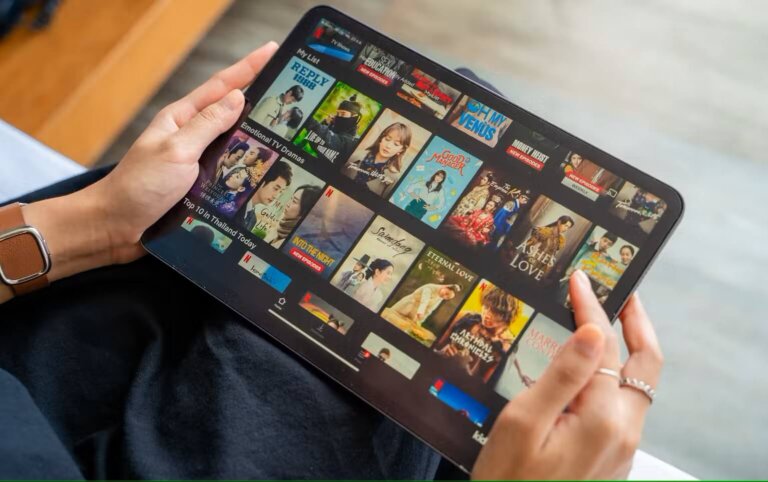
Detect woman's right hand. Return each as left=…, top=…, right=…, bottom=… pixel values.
left=472, top=270, right=663, bottom=480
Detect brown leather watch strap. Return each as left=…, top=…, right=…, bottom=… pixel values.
left=0, top=203, right=50, bottom=296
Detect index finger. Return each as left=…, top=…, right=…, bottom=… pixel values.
left=157, top=42, right=280, bottom=130
left=620, top=293, right=662, bottom=368
left=619, top=293, right=663, bottom=412
left=570, top=270, right=621, bottom=372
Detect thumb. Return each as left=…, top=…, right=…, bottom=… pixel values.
left=511, top=323, right=604, bottom=439
left=174, top=89, right=245, bottom=156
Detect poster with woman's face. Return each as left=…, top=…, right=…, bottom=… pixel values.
left=249, top=158, right=325, bottom=248
left=192, top=129, right=279, bottom=218
left=388, top=136, right=483, bottom=228
left=555, top=225, right=640, bottom=307
left=330, top=215, right=424, bottom=313
left=342, top=109, right=431, bottom=198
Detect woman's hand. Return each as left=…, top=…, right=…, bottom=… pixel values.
left=15, top=43, right=278, bottom=292
left=472, top=270, right=663, bottom=480
left=94, top=41, right=279, bottom=263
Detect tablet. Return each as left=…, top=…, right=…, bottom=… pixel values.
left=142, top=5, right=684, bottom=472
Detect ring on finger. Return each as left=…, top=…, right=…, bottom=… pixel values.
left=620, top=377, right=656, bottom=404
left=595, top=367, right=621, bottom=384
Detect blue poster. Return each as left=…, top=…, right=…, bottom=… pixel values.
left=247, top=56, right=335, bottom=141
left=389, top=136, right=483, bottom=228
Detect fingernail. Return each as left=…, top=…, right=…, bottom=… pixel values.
left=220, top=89, right=243, bottom=111
left=574, top=324, right=603, bottom=358
left=572, top=269, right=590, bottom=290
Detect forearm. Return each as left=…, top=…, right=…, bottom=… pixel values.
left=1, top=185, right=135, bottom=305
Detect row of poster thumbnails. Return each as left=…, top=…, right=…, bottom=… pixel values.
left=184, top=209, right=574, bottom=429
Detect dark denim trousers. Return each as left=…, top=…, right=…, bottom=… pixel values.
left=0, top=166, right=443, bottom=479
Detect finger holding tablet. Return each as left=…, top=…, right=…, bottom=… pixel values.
left=473, top=272, right=660, bottom=480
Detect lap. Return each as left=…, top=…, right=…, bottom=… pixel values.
left=0, top=247, right=439, bottom=479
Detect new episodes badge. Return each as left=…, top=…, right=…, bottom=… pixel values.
left=283, top=186, right=374, bottom=278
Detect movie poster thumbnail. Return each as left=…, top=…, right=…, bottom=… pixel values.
left=359, top=332, right=420, bottom=380
left=494, top=314, right=571, bottom=400
left=389, top=136, right=483, bottom=229
left=556, top=225, right=639, bottom=307
left=341, top=108, right=431, bottom=199
left=396, top=68, right=461, bottom=119
left=429, top=378, right=490, bottom=427
left=282, top=186, right=374, bottom=278
left=610, top=181, right=667, bottom=234
left=248, top=56, right=335, bottom=141
left=331, top=216, right=424, bottom=313
left=306, top=18, right=363, bottom=62
left=447, top=96, right=512, bottom=147
left=381, top=247, right=477, bottom=348
left=505, top=123, right=561, bottom=171
left=180, top=216, right=233, bottom=254
left=433, top=279, right=534, bottom=383
left=299, top=291, right=355, bottom=335
left=500, top=196, right=592, bottom=284
left=560, top=151, right=623, bottom=202
left=353, top=43, right=411, bottom=87
left=193, top=130, right=279, bottom=217
left=441, top=168, right=532, bottom=251
left=293, top=81, right=382, bottom=163
left=238, top=251, right=292, bottom=293
left=244, top=159, right=325, bottom=249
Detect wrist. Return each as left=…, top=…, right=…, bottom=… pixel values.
left=21, top=187, right=126, bottom=282
left=84, top=178, right=147, bottom=264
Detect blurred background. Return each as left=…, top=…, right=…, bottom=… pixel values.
left=1, top=0, right=766, bottom=478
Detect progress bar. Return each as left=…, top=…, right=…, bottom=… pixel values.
left=268, top=309, right=360, bottom=372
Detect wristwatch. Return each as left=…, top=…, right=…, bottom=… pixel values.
left=0, top=202, right=51, bottom=296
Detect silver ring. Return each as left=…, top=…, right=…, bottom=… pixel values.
left=595, top=367, right=621, bottom=381
left=620, top=377, right=656, bottom=404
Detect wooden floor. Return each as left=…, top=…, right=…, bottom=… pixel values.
left=99, top=0, right=768, bottom=478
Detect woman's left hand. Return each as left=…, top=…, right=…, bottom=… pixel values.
left=94, top=42, right=279, bottom=263
left=16, top=43, right=278, bottom=291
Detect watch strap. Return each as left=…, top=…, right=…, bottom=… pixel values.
left=0, top=203, right=50, bottom=296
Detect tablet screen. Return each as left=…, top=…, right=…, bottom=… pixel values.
left=143, top=6, right=683, bottom=471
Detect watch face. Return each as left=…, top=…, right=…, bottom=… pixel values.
left=0, top=226, right=51, bottom=285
